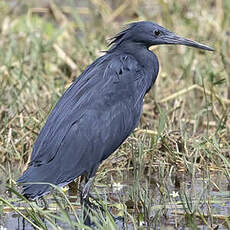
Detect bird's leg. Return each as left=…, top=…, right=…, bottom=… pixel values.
left=80, top=165, right=99, bottom=203
left=80, top=175, right=95, bottom=207
left=79, top=175, right=96, bottom=226
left=82, top=176, right=95, bottom=200
left=80, top=173, right=123, bottom=227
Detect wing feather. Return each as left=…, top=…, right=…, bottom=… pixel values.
left=18, top=53, right=147, bottom=198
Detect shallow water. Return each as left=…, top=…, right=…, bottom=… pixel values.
left=0, top=173, right=229, bottom=229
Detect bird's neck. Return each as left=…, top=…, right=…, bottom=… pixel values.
left=111, top=41, right=147, bottom=57
left=111, top=41, right=159, bottom=94
left=113, top=41, right=156, bottom=67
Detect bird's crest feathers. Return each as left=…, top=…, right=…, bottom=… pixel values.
left=108, top=23, right=137, bottom=49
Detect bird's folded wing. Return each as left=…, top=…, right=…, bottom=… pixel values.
left=28, top=54, right=145, bottom=169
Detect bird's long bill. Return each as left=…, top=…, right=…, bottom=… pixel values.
left=164, top=34, right=214, bottom=51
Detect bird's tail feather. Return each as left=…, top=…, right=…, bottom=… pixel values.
left=17, top=164, right=60, bottom=200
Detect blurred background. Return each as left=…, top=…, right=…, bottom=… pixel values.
left=0, top=0, right=229, bottom=229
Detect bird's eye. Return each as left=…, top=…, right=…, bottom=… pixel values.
left=154, top=30, right=160, bottom=36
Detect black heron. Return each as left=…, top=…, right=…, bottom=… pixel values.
left=17, top=21, right=214, bottom=200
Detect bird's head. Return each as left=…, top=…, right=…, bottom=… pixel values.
left=109, top=21, right=214, bottom=51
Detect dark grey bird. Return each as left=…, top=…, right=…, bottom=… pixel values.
left=17, top=21, right=214, bottom=200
